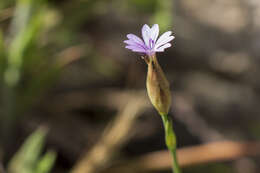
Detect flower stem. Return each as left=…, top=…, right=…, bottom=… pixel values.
left=161, top=113, right=182, bottom=173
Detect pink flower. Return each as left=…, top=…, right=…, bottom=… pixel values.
left=124, top=24, right=175, bottom=56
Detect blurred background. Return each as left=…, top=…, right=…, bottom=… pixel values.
left=1, top=0, right=260, bottom=172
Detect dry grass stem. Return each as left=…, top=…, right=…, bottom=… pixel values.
left=56, top=45, right=87, bottom=67
left=103, top=140, right=260, bottom=173
left=71, top=92, right=147, bottom=173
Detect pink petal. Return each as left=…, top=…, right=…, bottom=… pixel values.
left=127, top=34, right=145, bottom=45
left=155, top=43, right=172, bottom=52
left=142, top=24, right=151, bottom=47
left=125, top=45, right=146, bottom=53
left=155, top=31, right=174, bottom=49
left=124, top=39, right=147, bottom=50
left=124, top=40, right=135, bottom=45
left=150, top=24, right=159, bottom=42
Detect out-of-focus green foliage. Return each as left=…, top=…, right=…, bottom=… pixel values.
left=0, top=0, right=62, bottom=141
left=129, top=0, right=158, bottom=13
left=0, top=30, right=5, bottom=78
left=0, top=0, right=15, bottom=9
left=7, top=128, right=56, bottom=173
left=153, top=0, right=173, bottom=32
left=35, top=150, right=56, bottom=173
left=6, top=0, right=47, bottom=87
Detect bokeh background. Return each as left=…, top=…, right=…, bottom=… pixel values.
left=1, top=0, right=260, bottom=172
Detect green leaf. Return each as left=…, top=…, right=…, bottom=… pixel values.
left=7, top=127, right=47, bottom=173
left=5, top=0, right=46, bottom=87
left=35, top=150, right=56, bottom=173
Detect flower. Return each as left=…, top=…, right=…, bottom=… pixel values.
left=124, top=24, right=174, bottom=56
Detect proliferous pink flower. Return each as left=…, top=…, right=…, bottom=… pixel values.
left=124, top=24, right=175, bottom=56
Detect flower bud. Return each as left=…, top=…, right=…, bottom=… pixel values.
left=146, top=55, right=171, bottom=115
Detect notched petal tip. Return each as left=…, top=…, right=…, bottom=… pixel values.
left=155, top=32, right=175, bottom=49
left=126, top=34, right=134, bottom=39
left=156, top=43, right=171, bottom=52
left=124, top=40, right=136, bottom=45
left=142, top=24, right=152, bottom=47
left=126, top=33, right=145, bottom=45
left=150, top=24, right=159, bottom=42
left=152, top=24, right=159, bottom=28
left=123, top=40, right=129, bottom=44
left=151, top=24, right=159, bottom=32
left=142, top=24, right=150, bottom=30
left=167, top=36, right=175, bottom=42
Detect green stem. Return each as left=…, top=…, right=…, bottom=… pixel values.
left=161, top=113, right=182, bottom=173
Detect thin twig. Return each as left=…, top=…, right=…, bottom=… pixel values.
left=102, top=140, right=260, bottom=173
left=71, top=92, right=147, bottom=173
left=56, top=44, right=87, bottom=67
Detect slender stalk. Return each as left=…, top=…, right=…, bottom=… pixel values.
left=161, top=113, right=182, bottom=173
